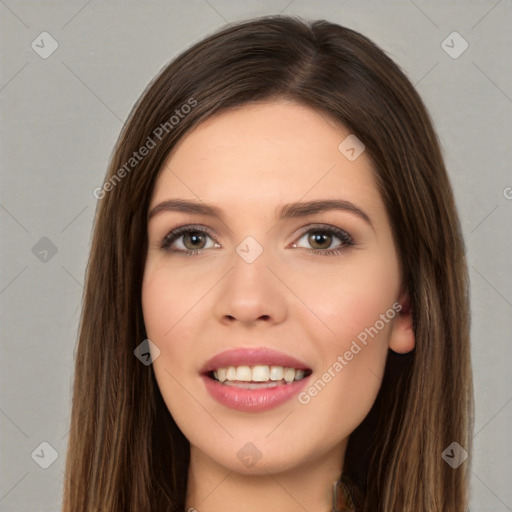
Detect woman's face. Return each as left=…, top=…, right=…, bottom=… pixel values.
left=142, top=100, right=413, bottom=475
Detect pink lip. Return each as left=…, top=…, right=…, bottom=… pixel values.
left=200, top=347, right=311, bottom=374
left=202, top=374, right=310, bottom=412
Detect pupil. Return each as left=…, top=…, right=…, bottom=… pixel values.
left=185, top=232, right=205, bottom=249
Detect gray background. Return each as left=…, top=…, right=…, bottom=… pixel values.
left=1, top=1, right=511, bottom=510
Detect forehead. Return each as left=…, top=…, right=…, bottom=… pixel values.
left=150, top=100, right=383, bottom=220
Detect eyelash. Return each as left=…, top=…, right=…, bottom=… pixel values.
left=159, top=224, right=354, bottom=256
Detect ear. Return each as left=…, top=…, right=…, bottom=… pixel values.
left=388, top=291, right=415, bottom=354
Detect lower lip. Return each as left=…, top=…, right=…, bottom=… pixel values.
left=202, top=374, right=310, bottom=412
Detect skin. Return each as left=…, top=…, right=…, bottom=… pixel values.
left=142, top=100, right=415, bottom=512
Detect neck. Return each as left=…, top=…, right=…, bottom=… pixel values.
left=185, top=442, right=346, bottom=512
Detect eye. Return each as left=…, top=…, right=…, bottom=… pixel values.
left=159, top=224, right=353, bottom=256
left=292, top=225, right=354, bottom=255
left=160, top=225, right=220, bottom=255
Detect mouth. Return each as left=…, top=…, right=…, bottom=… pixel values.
left=200, top=348, right=313, bottom=412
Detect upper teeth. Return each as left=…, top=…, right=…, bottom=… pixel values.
left=213, top=365, right=305, bottom=383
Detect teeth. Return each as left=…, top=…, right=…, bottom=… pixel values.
left=236, top=366, right=252, bottom=381
left=217, top=368, right=226, bottom=382
left=211, top=365, right=308, bottom=384
left=226, top=366, right=237, bottom=380
left=283, top=367, right=295, bottom=383
left=269, top=365, right=283, bottom=381
left=252, top=365, right=270, bottom=382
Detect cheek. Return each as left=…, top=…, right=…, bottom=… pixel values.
left=142, top=265, right=213, bottom=384
left=142, top=264, right=209, bottom=340
left=291, top=254, right=400, bottom=345
left=299, top=318, right=391, bottom=436
left=141, top=276, right=167, bottom=338
left=141, top=270, right=195, bottom=389
left=142, top=271, right=200, bottom=424
left=292, top=253, right=399, bottom=421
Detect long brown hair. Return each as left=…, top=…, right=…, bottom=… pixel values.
left=62, top=15, right=472, bottom=512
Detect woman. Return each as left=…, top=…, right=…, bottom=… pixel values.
left=62, top=15, right=473, bottom=512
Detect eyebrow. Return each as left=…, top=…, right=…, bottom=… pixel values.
left=148, top=198, right=373, bottom=229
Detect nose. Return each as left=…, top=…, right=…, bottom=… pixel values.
left=212, top=245, right=288, bottom=327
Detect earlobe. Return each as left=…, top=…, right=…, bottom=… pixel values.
left=388, top=294, right=415, bottom=354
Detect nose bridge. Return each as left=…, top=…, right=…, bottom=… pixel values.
left=213, top=235, right=287, bottom=325
left=235, top=234, right=266, bottom=266
left=232, top=235, right=274, bottom=303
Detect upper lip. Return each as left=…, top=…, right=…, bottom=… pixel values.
left=200, top=347, right=312, bottom=374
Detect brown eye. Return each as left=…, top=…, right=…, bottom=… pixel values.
left=293, top=225, right=354, bottom=255
left=182, top=231, right=208, bottom=250
left=161, top=226, right=219, bottom=254
left=308, top=232, right=333, bottom=250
